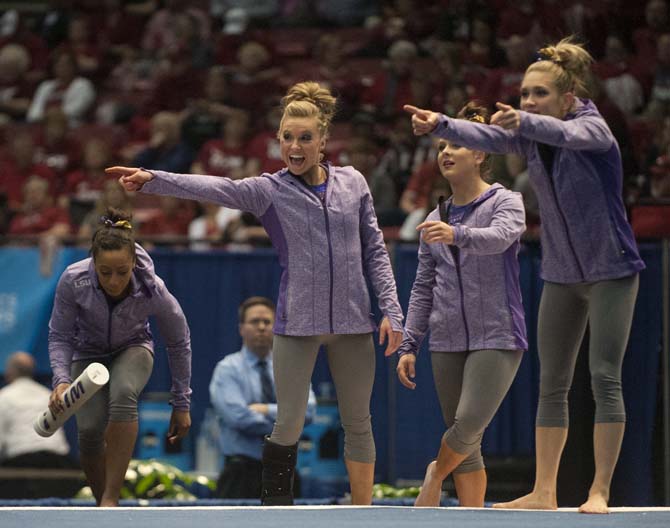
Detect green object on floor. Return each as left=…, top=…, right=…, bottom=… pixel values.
left=75, top=459, right=216, bottom=500
left=372, top=483, right=421, bottom=499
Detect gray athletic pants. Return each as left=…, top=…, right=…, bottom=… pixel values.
left=536, top=274, right=639, bottom=427
left=432, top=349, right=523, bottom=473
left=72, top=346, right=154, bottom=455
left=270, top=333, right=376, bottom=463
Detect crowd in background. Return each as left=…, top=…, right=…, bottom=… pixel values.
left=1, top=0, right=669, bottom=247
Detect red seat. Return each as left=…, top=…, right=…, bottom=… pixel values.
left=631, top=204, right=670, bottom=238
left=627, top=118, right=655, bottom=167
left=254, top=28, right=322, bottom=58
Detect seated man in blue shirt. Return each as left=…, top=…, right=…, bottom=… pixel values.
left=209, top=296, right=316, bottom=498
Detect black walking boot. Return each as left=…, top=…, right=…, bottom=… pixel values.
left=261, top=436, right=298, bottom=505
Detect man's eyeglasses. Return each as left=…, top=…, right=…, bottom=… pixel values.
left=245, top=318, right=273, bottom=327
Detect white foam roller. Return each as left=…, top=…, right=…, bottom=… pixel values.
left=33, top=362, right=110, bottom=437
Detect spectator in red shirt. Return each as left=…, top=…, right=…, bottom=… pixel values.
left=192, top=110, right=252, bottom=179
left=78, top=179, right=133, bottom=240
left=0, top=43, right=33, bottom=121
left=307, top=34, right=364, bottom=120
left=8, top=175, right=70, bottom=237
left=361, top=39, right=418, bottom=118
left=633, top=0, right=670, bottom=58
left=26, top=49, right=96, bottom=127
left=33, top=107, right=82, bottom=180
left=228, top=41, right=281, bottom=111
left=246, top=103, right=284, bottom=175
left=648, top=153, right=670, bottom=198
left=62, top=136, right=117, bottom=226
left=0, top=130, right=57, bottom=210
left=443, top=82, right=469, bottom=118
left=141, top=0, right=210, bottom=62
left=496, top=0, right=567, bottom=43
left=0, top=10, right=49, bottom=84
left=93, top=0, right=148, bottom=60
left=337, top=137, right=398, bottom=223
left=399, top=137, right=442, bottom=217
left=138, top=195, right=195, bottom=243
left=180, top=66, right=238, bottom=150
left=593, top=34, right=644, bottom=116
left=132, top=111, right=195, bottom=174
left=462, top=15, right=506, bottom=69
left=188, top=201, right=236, bottom=251
left=643, top=33, right=670, bottom=118
left=57, top=15, right=102, bottom=81
left=479, top=34, right=533, bottom=107
left=380, top=0, right=438, bottom=41
left=368, top=113, right=433, bottom=225
left=143, top=45, right=205, bottom=115
left=213, top=5, right=277, bottom=66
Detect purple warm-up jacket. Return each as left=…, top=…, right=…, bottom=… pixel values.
left=398, top=184, right=527, bottom=355
left=432, top=99, right=645, bottom=284
left=48, top=244, right=192, bottom=410
left=141, top=164, right=404, bottom=335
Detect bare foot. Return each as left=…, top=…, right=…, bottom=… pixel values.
left=578, top=494, right=609, bottom=514
left=492, top=491, right=557, bottom=510
left=414, top=461, right=442, bottom=507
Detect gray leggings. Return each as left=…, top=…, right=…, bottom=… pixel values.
left=271, top=333, right=376, bottom=463
left=72, top=346, right=154, bottom=455
left=536, top=274, right=639, bottom=427
left=432, top=349, right=523, bottom=473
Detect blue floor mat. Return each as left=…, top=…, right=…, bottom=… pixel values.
left=1, top=505, right=668, bottom=528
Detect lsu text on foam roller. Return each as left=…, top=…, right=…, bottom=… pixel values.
left=33, top=362, right=110, bottom=437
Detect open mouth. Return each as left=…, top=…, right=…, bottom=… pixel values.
left=288, top=155, right=306, bottom=170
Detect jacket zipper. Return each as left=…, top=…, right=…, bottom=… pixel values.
left=323, top=206, right=334, bottom=333
left=440, top=197, right=470, bottom=350
left=295, top=171, right=334, bottom=333
left=103, top=291, right=129, bottom=354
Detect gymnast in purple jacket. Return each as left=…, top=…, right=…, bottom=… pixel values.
left=107, top=82, right=404, bottom=506
left=48, top=209, right=192, bottom=507
left=405, top=37, right=645, bottom=514
left=397, top=102, right=526, bottom=508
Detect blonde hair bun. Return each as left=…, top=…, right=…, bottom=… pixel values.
left=279, top=81, right=337, bottom=137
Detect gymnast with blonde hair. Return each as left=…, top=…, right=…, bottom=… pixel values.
left=107, top=81, right=404, bottom=506
left=405, top=37, right=645, bottom=513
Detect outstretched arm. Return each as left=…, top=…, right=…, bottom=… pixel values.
left=106, top=166, right=273, bottom=218
left=404, top=104, right=525, bottom=156
left=492, top=102, right=614, bottom=152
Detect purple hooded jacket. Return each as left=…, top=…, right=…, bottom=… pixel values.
left=140, top=164, right=404, bottom=336
left=48, top=244, right=192, bottom=410
left=398, top=184, right=527, bottom=355
left=432, top=99, right=645, bottom=284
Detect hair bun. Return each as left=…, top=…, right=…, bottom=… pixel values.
left=538, top=47, right=560, bottom=64
left=99, top=207, right=133, bottom=229
left=457, top=101, right=490, bottom=125
left=531, top=37, right=594, bottom=97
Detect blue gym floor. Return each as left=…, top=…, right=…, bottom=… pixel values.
left=1, top=505, right=669, bottom=528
